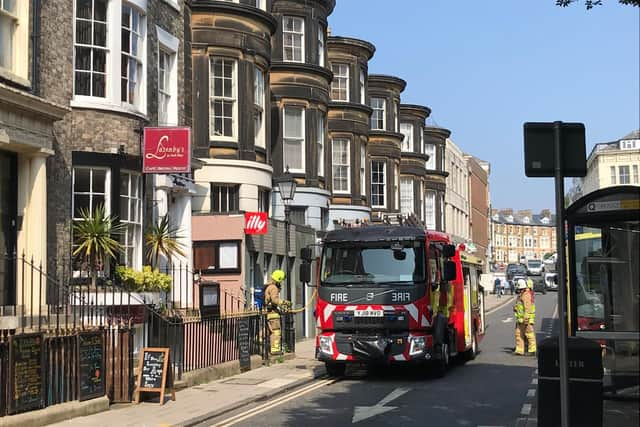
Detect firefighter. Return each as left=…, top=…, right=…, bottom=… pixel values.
left=514, top=278, right=537, bottom=356
left=265, top=270, right=285, bottom=354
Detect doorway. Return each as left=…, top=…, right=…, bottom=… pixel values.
left=0, top=150, right=17, bottom=306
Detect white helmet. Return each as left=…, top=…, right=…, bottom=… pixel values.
left=516, top=279, right=528, bottom=291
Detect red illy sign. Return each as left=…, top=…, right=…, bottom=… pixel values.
left=143, top=127, right=191, bottom=173
left=245, top=212, right=268, bottom=235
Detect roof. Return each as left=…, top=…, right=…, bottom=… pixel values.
left=621, top=129, right=640, bottom=140
left=491, top=212, right=556, bottom=226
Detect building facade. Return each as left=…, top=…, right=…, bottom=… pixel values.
left=367, top=74, right=405, bottom=223
left=465, top=155, right=490, bottom=264
left=41, top=0, right=194, bottom=294
left=580, top=130, right=640, bottom=196
left=326, top=36, right=375, bottom=228
left=491, top=209, right=556, bottom=265
left=423, top=126, right=449, bottom=231
left=398, top=104, right=431, bottom=224
left=444, top=137, right=469, bottom=243
left=0, top=1, right=68, bottom=309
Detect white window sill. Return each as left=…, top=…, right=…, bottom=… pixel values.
left=71, top=98, right=148, bottom=120
left=0, top=67, right=31, bottom=88
left=210, top=136, right=238, bottom=143
left=333, top=190, right=350, bottom=195
left=161, top=0, right=180, bottom=12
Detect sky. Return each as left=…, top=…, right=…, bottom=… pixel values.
left=327, top=0, right=640, bottom=212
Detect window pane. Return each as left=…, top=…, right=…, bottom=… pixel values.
left=94, top=22, right=107, bottom=47
left=76, top=20, right=92, bottom=45
left=74, top=168, right=91, bottom=193
left=194, top=245, right=215, bottom=270
left=75, top=72, right=91, bottom=96
left=76, top=0, right=92, bottom=19
left=284, top=139, right=303, bottom=170
left=284, top=108, right=302, bottom=137
left=219, top=243, right=238, bottom=269
left=74, top=195, right=90, bottom=218
left=92, top=169, right=106, bottom=193
left=75, top=47, right=92, bottom=70
left=94, top=0, right=107, bottom=21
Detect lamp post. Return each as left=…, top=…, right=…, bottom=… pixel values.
left=275, top=167, right=296, bottom=301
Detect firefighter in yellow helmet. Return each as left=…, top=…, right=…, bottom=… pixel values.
left=514, top=278, right=537, bottom=356
left=265, top=270, right=285, bottom=354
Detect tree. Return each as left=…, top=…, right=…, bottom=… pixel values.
left=73, top=204, right=125, bottom=288
left=556, top=0, right=640, bottom=9
left=145, top=215, right=185, bottom=268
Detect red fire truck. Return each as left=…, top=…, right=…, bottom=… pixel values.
left=301, top=224, right=485, bottom=377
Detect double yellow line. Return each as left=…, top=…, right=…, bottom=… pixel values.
left=211, top=377, right=338, bottom=427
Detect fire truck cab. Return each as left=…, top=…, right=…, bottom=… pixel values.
left=304, top=224, right=485, bottom=377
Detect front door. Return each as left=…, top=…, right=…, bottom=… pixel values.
left=0, top=150, right=18, bottom=305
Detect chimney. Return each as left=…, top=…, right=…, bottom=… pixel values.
left=540, top=209, right=551, bottom=218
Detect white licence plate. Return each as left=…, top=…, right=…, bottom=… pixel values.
left=354, top=310, right=384, bottom=317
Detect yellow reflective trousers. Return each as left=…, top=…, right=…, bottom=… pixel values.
left=267, top=312, right=281, bottom=354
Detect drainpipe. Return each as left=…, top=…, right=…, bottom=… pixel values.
left=30, top=0, right=41, bottom=96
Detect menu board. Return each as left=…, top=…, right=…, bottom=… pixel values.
left=78, top=331, right=105, bottom=401
left=9, top=333, right=44, bottom=414
left=134, top=348, right=175, bottom=405
left=238, top=318, right=251, bottom=371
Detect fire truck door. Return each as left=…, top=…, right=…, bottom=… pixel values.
left=463, top=269, right=472, bottom=348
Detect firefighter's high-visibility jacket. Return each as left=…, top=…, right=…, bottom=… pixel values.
left=514, top=289, right=535, bottom=324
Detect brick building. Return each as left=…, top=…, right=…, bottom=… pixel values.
left=490, top=209, right=556, bottom=265
left=465, top=155, right=490, bottom=265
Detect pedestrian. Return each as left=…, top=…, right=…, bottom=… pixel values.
left=513, top=279, right=537, bottom=356
left=265, top=270, right=285, bottom=355
left=503, top=279, right=511, bottom=296
left=494, top=277, right=501, bottom=296
left=500, top=277, right=508, bottom=297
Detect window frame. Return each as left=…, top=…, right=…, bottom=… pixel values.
left=371, top=160, right=386, bottom=208
left=331, top=63, right=349, bottom=102
left=400, top=122, right=413, bottom=152
left=370, top=97, right=386, bottom=130
left=360, top=144, right=366, bottom=196
left=119, top=171, right=143, bottom=269
left=283, top=15, right=305, bottom=63
left=425, top=143, right=436, bottom=170
left=157, top=25, right=179, bottom=126
left=253, top=65, right=266, bottom=148
left=332, top=138, right=350, bottom=194
left=633, top=165, right=639, bottom=184
left=400, top=177, right=413, bottom=214
left=359, top=68, right=366, bottom=105
left=317, top=24, right=325, bottom=67
left=618, top=165, right=630, bottom=184
left=209, top=56, right=238, bottom=141
left=610, top=166, right=616, bottom=185
left=72, top=166, right=111, bottom=221
left=424, top=190, right=436, bottom=230
left=282, top=106, right=306, bottom=173
left=0, top=0, right=28, bottom=81
left=317, top=114, right=325, bottom=177
left=210, top=183, right=240, bottom=213
left=193, top=240, right=242, bottom=274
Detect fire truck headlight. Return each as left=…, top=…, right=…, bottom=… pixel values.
left=319, top=336, right=334, bottom=355
left=409, top=336, right=426, bottom=356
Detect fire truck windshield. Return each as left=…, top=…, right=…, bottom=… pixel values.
left=320, top=242, right=426, bottom=286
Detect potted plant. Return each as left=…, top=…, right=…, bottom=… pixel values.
left=144, top=215, right=186, bottom=269
left=73, top=204, right=125, bottom=289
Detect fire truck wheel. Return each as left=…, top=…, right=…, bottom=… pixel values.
left=432, top=343, right=449, bottom=378
left=325, top=362, right=346, bottom=377
left=464, top=331, right=478, bottom=361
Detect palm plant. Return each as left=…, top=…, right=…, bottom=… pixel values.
left=145, top=215, right=185, bottom=269
left=73, top=204, right=125, bottom=288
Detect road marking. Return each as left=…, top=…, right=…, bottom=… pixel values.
left=502, top=317, right=513, bottom=323
left=352, top=387, right=411, bottom=424
left=531, top=378, right=538, bottom=385
left=212, top=378, right=338, bottom=426
left=527, top=389, right=536, bottom=397
left=552, top=303, right=558, bottom=319
left=521, top=403, right=532, bottom=415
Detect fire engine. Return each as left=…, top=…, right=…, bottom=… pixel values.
left=300, top=224, right=486, bottom=377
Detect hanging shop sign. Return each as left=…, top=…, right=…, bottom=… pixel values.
left=245, top=212, right=268, bottom=235
left=143, top=127, right=191, bottom=173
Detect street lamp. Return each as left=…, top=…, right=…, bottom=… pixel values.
left=274, top=166, right=296, bottom=300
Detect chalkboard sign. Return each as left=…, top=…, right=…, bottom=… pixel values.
left=9, top=333, right=44, bottom=414
left=238, top=317, right=251, bottom=371
left=134, top=348, right=175, bottom=405
left=78, top=331, right=105, bottom=401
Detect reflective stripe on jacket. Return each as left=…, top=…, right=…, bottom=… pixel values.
left=514, top=290, right=535, bottom=324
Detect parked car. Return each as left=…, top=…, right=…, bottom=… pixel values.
left=545, top=272, right=558, bottom=290
left=507, top=263, right=527, bottom=281
left=526, top=259, right=544, bottom=276
left=532, top=277, right=547, bottom=294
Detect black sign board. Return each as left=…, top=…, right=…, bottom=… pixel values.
left=78, top=331, right=105, bottom=401
left=238, top=317, right=251, bottom=371
left=9, top=333, right=44, bottom=414
left=135, top=347, right=175, bottom=405
left=524, top=122, right=587, bottom=177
